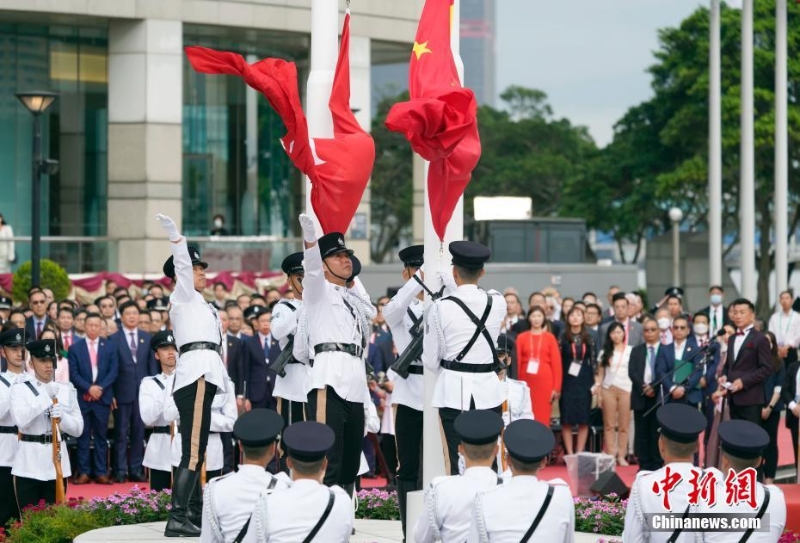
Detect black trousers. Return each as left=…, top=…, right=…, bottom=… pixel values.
left=760, top=407, right=781, bottom=479
left=174, top=377, right=218, bottom=471
left=149, top=468, right=172, bottom=492
left=633, top=406, right=663, bottom=471
left=395, top=404, right=423, bottom=484
left=277, top=398, right=306, bottom=473
left=307, top=387, right=364, bottom=487
left=729, top=402, right=761, bottom=425
left=14, top=476, right=68, bottom=514
left=439, top=401, right=502, bottom=476
left=221, top=432, right=236, bottom=474
left=788, top=411, right=799, bottom=468
left=0, top=466, right=16, bottom=527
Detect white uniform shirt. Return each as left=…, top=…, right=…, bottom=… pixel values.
left=201, top=465, right=291, bottom=543
left=383, top=274, right=425, bottom=411
left=423, top=284, right=507, bottom=409
left=302, top=244, right=374, bottom=403
left=769, top=310, right=800, bottom=349
left=0, top=370, right=29, bottom=466
left=168, top=378, right=236, bottom=471
left=468, top=475, right=575, bottom=543
left=168, top=238, right=228, bottom=393
left=10, top=379, right=83, bottom=480
left=271, top=299, right=309, bottom=403
left=623, top=462, right=701, bottom=543
left=414, top=466, right=503, bottom=543
left=697, top=468, right=786, bottom=543
left=139, top=372, right=176, bottom=472
left=242, top=479, right=353, bottom=543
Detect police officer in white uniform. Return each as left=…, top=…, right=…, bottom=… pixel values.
left=623, top=403, right=707, bottom=542
left=469, top=419, right=574, bottom=542
left=698, top=420, right=786, bottom=542
left=201, top=409, right=290, bottom=543
left=157, top=213, right=228, bottom=537
left=11, top=338, right=83, bottom=512
left=271, top=252, right=307, bottom=432
left=423, top=241, right=506, bottom=475
left=139, top=330, right=178, bottom=492
left=381, top=244, right=426, bottom=533
left=0, top=328, right=30, bottom=526
left=495, top=335, right=534, bottom=475
left=243, top=421, right=353, bottom=543
left=413, top=410, right=505, bottom=543
left=297, top=214, right=375, bottom=492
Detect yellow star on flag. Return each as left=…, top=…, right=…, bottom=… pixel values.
left=412, top=40, right=432, bottom=60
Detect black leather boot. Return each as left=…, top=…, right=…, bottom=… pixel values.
left=397, top=478, right=418, bottom=540
left=187, top=473, right=203, bottom=528
left=164, top=468, right=201, bottom=537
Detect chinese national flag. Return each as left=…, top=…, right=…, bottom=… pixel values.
left=185, top=13, right=373, bottom=235
left=385, top=0, right=481, bottom=241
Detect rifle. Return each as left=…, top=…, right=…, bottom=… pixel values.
left=268, top=336, right=296, bottom=378
left=51, top=398, right=65, bottom=504
left=390, top=280, right=443, bottom=379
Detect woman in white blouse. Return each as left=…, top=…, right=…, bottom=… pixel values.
left=0, top=213, right=14, bottom=274
left=594, top=321, right=633, bottom=466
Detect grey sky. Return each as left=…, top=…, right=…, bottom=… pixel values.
left=496, top=0, right=706, bottom=147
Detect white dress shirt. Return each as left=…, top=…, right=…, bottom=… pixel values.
left=242, top=479, right=353, bottom=543
left=769, top=310, right=800, bottom=348
left=414, top=466, right=503, bottom=543
left=139, top=372, right=175, bottom=472
left=168, top=238, right=228, bottom=393
left=271, top=299, right=309, bottom=403
left=697, top=468, right=786, bottom=543
left=10, top=379, right=83, bottom=480
left=201, top=465, right=290, bottom=543
left=601, top=346, right=633, bottom=392
left=301, top=244, right=374, bottom=403
left=733, top=325, right=754, bottom=360
left=423, top=284, right=507, bottom=409
left=468, top=475, right=575, bottom=543
left=0, top=370, right=30, bottom=466
left=383, top=273, right=425, bottom=411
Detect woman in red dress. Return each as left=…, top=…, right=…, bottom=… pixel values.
left=516, top=305, right=562, bottom=424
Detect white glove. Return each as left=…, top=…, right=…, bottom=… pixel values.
left=46, top=382, right=60, bottom=399
left=299, top=214, right=317, bottom=243
left=156, top=214, right=181, bottom=242
left=48, top=402, right=64, bottom=419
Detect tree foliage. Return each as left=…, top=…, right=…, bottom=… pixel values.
left=13, top=259, right=71, bottom=302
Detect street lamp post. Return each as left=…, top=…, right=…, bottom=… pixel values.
left=16, top=91, right=58, bottom=288
left=669, top=207, right=684, bottom=287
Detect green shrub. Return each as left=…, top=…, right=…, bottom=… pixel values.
left=11, top=259, right=71, bottom=303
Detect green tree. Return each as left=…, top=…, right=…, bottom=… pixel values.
left=13, top=259, right=71, bottom=302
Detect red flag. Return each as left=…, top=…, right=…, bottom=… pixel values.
left=385, top=0, right=481, bottom=241
left=185, top=13, right=374, bottom=235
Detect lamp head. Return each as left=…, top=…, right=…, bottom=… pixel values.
left=15, top=91, right=59, bottom=115
left=668, top=207, right=684, bottom=223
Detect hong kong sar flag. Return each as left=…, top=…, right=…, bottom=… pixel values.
left=385, top=0, right=481, bottom=241
left=185, top=12, right=374, bottom=235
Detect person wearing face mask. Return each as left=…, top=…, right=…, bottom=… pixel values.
left=655, top=308, right=673, bottom=345
left=698, top=285, right=730, bottom=337
left=210, top=214, right=230, bottom=236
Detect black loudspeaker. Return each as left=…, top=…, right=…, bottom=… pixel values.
left=590, top=470, right=630, bottom=499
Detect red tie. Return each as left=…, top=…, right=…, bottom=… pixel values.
left=36, top=321, right=42, bottom=339
left=63, top=333, right=70, bottom=350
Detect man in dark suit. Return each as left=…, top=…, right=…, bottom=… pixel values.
left=111, top=301, right=156, bottom=482
left=68, top=312, right=119, bottom=484
left=717, top=298, right=773, bottom=424
left=697, top=285, right=730, bottom=337
left=244, top=306, right=279, bottom=410
left=654, top=315, right=702, bottom=408
left=24, top=289, right=50, bottom=340
left=628, top=317, right=663, bottom=471
left=781, top=359, right=800, bottom=468
left=600, top=292, right=644, bottom=346
left=219, top=309, right=244, bottom=474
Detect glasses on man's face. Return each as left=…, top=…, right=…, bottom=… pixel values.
left=643, top=327, right=658, bottom=332
left=31, top=300, right=46, bottom=305
left=673, top=325, right=688, bottom=331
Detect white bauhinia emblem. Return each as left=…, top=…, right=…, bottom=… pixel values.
left=338, top=237, right=344, bottom=246
left=45, top=344, right=51, bottom=353
left=168, top=335, right=174, bottom=343
left=15, top=333, right=21, bottom=342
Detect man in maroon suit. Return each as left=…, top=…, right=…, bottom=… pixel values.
left=717, top=298, right=773, bottom=424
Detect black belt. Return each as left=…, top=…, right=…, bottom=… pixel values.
left=152, top=426, right=171, bottom=435
left=440, top=360, right=495, bottom=373
left=179, top=342, right=221, bottom=355
left=20, top=433, right=61, bottom=444
left=313, top=343, right=363, bottom=359
left=0, top=426, right=18, bottom=435
left=407, top=365, right=424, bottom=375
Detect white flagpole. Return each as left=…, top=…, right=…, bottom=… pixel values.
left=708, top=0, right=723, bottom=287
left=775, top=0, right=788, bottom=295
left=740, top=0, right=756, bottom=301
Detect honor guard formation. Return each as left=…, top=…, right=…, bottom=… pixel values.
left=0, top=213, right=792, bottom=542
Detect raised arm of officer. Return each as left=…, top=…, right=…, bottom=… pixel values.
left=299, top=214, right=325, bottom=307
left=383, top=269, right=424, bottom=330
left=156, top=214, right=194, bottom=304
